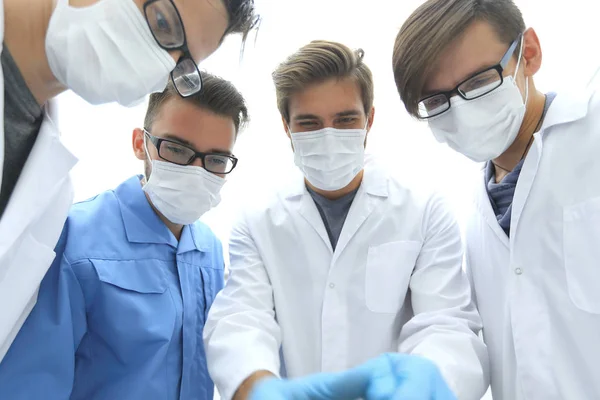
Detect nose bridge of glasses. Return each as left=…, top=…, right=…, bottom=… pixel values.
left=435, top=88, right=461, bottom=107
left=190, top=154, right=205, bottom=168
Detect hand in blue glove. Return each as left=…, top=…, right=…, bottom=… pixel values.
left=249, top=353, right=456, bottom=400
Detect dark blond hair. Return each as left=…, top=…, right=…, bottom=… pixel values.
left=393, top=0, right=525, bottom=118
left=272, top=40, right=374, bottom=123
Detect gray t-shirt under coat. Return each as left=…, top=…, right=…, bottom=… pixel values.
left=307, top=185, right=359, bottom=250
left=0, top=44, right=44, bottom=217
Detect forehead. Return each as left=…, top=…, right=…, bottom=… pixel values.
left=172, top=0, right=229, bottom=62
left=288, top=78, right=364, bottom=119
left=424, top=20, right=512, bottom=94
left=152, top=97, right=236, bottom=149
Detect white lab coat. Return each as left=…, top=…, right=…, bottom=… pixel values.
left=0, top=3, right=78, bottom=361
left=204, top=159, right=489, bottom=400
left=465, top=86, right=600, bottom=400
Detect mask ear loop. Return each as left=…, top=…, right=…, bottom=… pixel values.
left=143, top=131, right=154, bottom=160
left=513, top=35, right=529, bottom=106
left=513, top=35, right=524, bottom=80
left=142, top=132, right=154, bottom=184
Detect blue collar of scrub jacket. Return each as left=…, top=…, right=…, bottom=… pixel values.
left=114, top=175, right=212, bottom=254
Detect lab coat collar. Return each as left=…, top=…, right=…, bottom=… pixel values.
left=115, top=175, right=178, bottom=248
left=475, top=169, right=510, bottom=248
left=283, top=157, right=389, bottom=255
left=0, top=107, right=77, bottom=250
left=361, top=156, right=390, bottom=198
left=473, top=87, right=594, bottom=242
left=540, top=87, right=594, bottom=133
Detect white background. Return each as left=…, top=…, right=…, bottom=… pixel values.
left=55, top=1, right=598, bottom=398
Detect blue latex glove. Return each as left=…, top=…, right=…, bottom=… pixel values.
left=249, top=353, right=456, bottom=400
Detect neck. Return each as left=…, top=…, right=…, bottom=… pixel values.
left=492, top=89, right=546, bottom=181
left=4, top=0, right=66, bottom=105
left=307, top=170, right=364, bottom=200
left=141, top=181, right=183, bottom=241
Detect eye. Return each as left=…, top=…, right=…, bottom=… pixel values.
left=209, top=157, right=226, bottom=165
left=156, top=13, right=166, bottom=28
left=424, top=96, right=445, bottom=110
left=298, top=121, right=317, bottom=127
left=154, top=10, right=172, bottom=33
left=337, top=117, right=357, bottom=125
left=164, top=144, right=185, bottom=154
left=465, top=78, right=489, bottom=90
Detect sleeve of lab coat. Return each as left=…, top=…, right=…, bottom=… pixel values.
left=203, top=212, right=282, bottom=400
left=0, top=239, right=87, bottom=399
left=398, top=193, right=490, bottom=400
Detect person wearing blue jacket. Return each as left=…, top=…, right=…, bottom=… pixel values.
left=0, top=72, right=248, bottom=400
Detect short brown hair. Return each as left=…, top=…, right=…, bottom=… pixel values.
left=145, top=72, right=249, bottom=135
left=272, top=40, right=374, bottom=123
left=393, top=0, right=525, bottom=118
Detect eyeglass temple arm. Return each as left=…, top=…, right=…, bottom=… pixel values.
left=500, top=34, right=522, bottom=69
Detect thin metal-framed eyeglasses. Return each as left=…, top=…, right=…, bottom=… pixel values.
left=144, top=129, right=238, bottom=174
left=143, top=0, right=203, bottom=97
left=417, top=34, right=523, bottom=119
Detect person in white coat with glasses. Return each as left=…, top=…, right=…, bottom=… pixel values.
left=393, top=0, right=600, bottom=399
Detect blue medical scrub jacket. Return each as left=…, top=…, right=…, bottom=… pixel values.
left=0, top=176, right=225, bottom=400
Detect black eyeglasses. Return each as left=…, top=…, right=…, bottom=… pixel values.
left=144, top=130, right=238, bottom=174
left=143, top=0, right=202, bottom=97
left=417, top=34, right=522, bottom=119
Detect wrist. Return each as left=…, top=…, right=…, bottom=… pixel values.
left=233, top=370, right=277, bottom=400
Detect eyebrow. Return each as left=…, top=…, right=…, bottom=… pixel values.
left=163, top=133, right=195, bottom=148
left=293, top=109, right=362, bottom=121
left=334, top=110, right=362, bottom=118
left=293, top=114, right=321, bottom=122
left=161, top=133, right=233, bottom=156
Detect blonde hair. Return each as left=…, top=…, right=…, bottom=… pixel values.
left=272, top=40, right=374, bottom=122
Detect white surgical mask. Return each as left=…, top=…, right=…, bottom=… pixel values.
left=290, top=124, right=367, bottom=191
left=143, top=160, right=225, bottom=225
left=45, top=0, right=176, bottom=107
left=428, top=37, right=529, bottom=162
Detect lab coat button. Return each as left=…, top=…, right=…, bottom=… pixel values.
left=329, top=283, right=335, bottom=289
left=515, top=267, right=523, bottom=275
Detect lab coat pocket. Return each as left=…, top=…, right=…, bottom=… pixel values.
left=91, top=260, right=176, bottom=353
left=365, top=241, right=421, bottom=313
left=563, top=196, right=600, bottom=314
